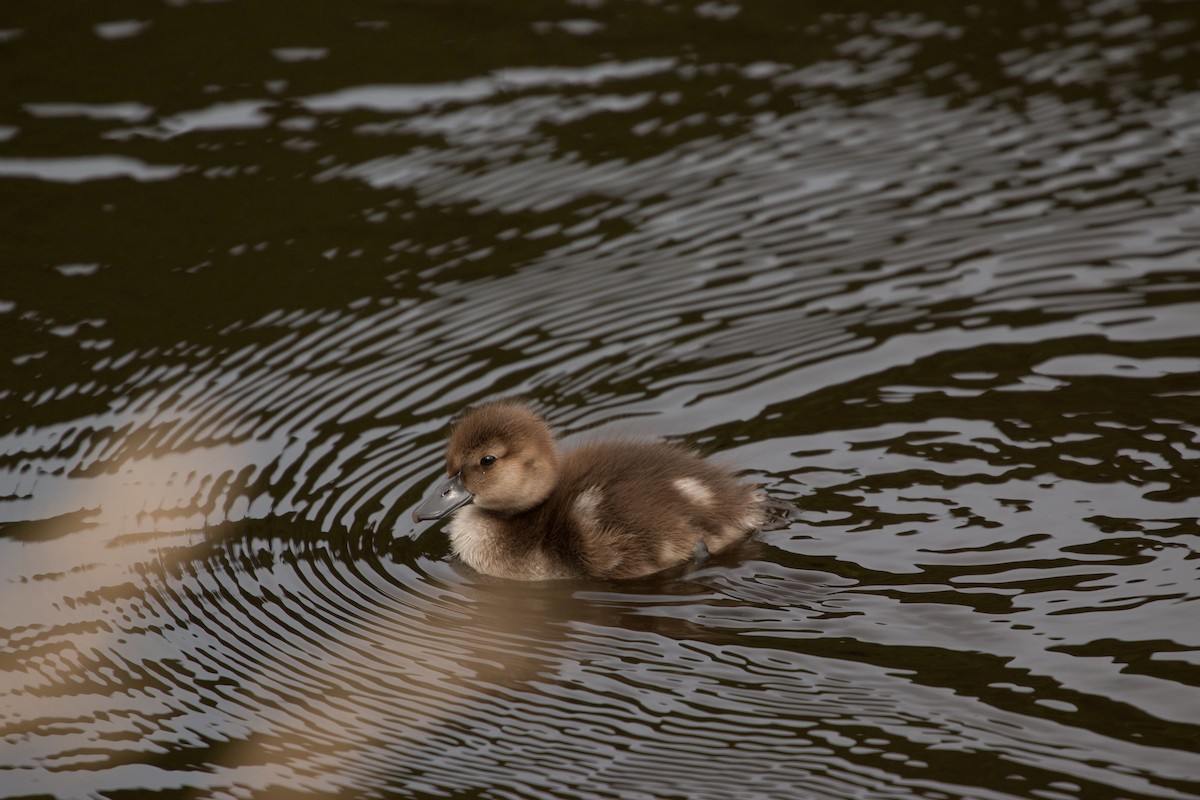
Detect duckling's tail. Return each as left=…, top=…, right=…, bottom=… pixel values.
left=754, top=490, right=800, bottom=531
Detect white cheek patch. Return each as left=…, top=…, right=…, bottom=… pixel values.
left=673, top=477, right=713, bottom=506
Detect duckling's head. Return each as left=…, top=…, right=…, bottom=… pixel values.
left=413, top=402, right=557, bottom=522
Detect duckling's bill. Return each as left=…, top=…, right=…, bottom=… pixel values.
left=413, top=473, right=474, bottom=522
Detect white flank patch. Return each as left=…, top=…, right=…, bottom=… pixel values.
left=673, top=477, right=713, bottom=506
left=573, top=486, right=603, bottom=528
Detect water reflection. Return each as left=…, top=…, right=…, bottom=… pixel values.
left=3, top=0, right=1200, bottom=798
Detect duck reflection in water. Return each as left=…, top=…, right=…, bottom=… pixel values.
left=414, top=401, right=766, bottom=580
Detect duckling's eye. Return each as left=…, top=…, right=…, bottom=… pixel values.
left=479, top=455, right=497, bottom=468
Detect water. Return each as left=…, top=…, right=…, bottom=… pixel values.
left=2, top=1, right=1199, bottom=798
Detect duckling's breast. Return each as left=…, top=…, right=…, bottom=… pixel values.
left=447, top=505, right=577, bottom=580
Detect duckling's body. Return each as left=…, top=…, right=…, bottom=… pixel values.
left=414, top=402, right=764, bottom=580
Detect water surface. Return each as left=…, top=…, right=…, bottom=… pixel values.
left=2, top=1, right=1199, bottom=798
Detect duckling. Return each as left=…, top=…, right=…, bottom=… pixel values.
left=413, top=401, right=765, bottom=580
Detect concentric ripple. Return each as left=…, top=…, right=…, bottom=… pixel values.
left=3, top=1, right=1200, bottom=799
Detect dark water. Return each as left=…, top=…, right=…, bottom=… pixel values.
left=3, top=1, right=1200, bottom=798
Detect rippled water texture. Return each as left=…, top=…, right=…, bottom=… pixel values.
left=3, top=1, right=1200, bottom=798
